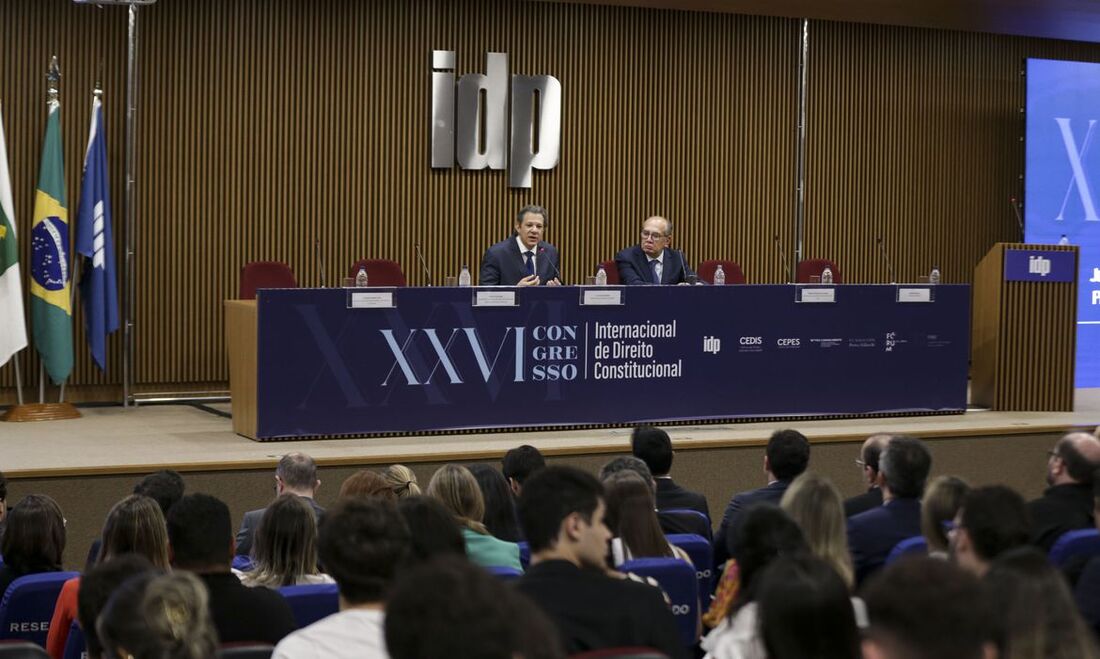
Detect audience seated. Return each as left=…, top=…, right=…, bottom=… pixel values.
left=756, top=555, right=861, bottom=659
left=860, top=558, right=996, bottom=659
left=0, top=470, right=8, bottom=539
left=502, top=445, right=547, bottom=497
left=272, top=498, right=410, bottom=659
left=952, top=485, right=1030, bottom=577
left=48, top=494, right=170, bottom=659
left=237, top=453, right=323, bottom=558
left=843, top=434, right=889, bottom=517
left=427, top=464, right=522, bottom=570
left=716, top=429, right=810, bottom=567
left=985, top=546, right=1100, bottom=659
left=1075, top=471, right=1100, bottom=639
left=514, top=466, right=684, bottom=658
left=469, top=464, right=523, bottom=542
left=167, top=493, right=296, bottom=645
left=240, top=494, right=334, bottom=588
left=847, top=435, right=930, bottom=584
left=76, top=555, right=157, bottom=659
left=379, top=465, right=421, bottom=499
left=337, top=469, right=396, bottom=501
left=395, top=496, right=466, bottom=566
left=920, top=475, right=970, bottom=558
left=780, top=472, right=854, bottom=589
left=0, top=494, right=66, bottom=596
left=632, top=425, right=709, bottom=518
left=1028, top=432, right=1100, bottom=551
left=385, top=556, right=564, bottom=659
left=599, top=455, right=707, bottom=538
left=602, top=471, right=691, bottom=566
left=86, top=469, right=185, bottom=570
left=97, top=572, right=218, bottom=659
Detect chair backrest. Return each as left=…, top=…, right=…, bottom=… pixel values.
left=346, top=259, right=407, bottom=287
left=696, top=260, right=746, bottom=285
left=885, top=536, right=929, bottom=565
left=795, top=258, right=841, bottom=284
left=657, top=509, right=712, bottom=543
left=61, top=622, right=83, bottom=659
left=231, top=555, right=255, bottom=573
left=240, top=261, right=297, bottom=300
left=0, top=572, right=79, bottom=647
left=598, top=260, right=621, bottom=285
left=0, top=642, right=50, bottom=659
left=517, top=541, right=531, bottom=569
left=1049, top=528, right=1100, bottom=567
left=666, top=533, right=714, bottom=597
left=486, top=565, right=523, bottom=581
left=277, top=583, right=339, bottom=628
left=618, top=558, right=698, bottom=648
left=216, top=644, right=275, bottom=659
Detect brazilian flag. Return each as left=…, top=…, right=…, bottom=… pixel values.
left=30, top=99, right=72, bottom=384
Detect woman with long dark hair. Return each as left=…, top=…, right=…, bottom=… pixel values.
left=468, top=464, right=522, bottom=542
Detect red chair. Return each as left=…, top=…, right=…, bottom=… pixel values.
left=697, top=260, right=746, bottom=284
left=599, top=260, right=621, bottom=285
left=346, top=259, right=407, bottom=287
left=239, top=261, right=297, bottom=300
left=796, top=258, right=841, bottom=284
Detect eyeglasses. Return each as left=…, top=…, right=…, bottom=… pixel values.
left=1047, top=450, right=1061, bottom=461
left=641, top=230, right=666, bottom=240
left=854, top=459, right=866, bottom=468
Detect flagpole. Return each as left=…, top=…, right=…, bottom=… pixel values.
left=11, top=351, right=23, bottom=406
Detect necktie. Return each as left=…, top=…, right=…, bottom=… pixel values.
left=649, top=259, right=661, bottom=284
left=524, top=251, right=535, bottom=276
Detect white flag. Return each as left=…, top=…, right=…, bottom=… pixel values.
left=0, top=102, right=28, bottom=367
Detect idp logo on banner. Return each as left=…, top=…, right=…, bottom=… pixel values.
left=430, top=51, right=562, bottom=188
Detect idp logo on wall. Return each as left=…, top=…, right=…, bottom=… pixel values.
left=430, top=51, right=562, bottom=188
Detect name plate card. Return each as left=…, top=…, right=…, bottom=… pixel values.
left=580, top=289, right=624, bottom=306
left=897, top=287, right=932, bottom=303
left=347, top=291, right=395, bottom=309
left=474, top=290, right=519, bottom=307
left=797, top=287, right=836, bottom=304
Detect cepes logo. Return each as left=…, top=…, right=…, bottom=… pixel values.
left=776, top=338, right=801, bottom=347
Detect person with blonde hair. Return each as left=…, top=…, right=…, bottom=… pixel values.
left=242, top=494, right=334, bottom=588
left=381, top=464, right=421, bottom=499
left=780, top=472, right=854, bottom=589
left=426, top=464, right=522, bottom=570
left=921, top=475, right=970, bottom=556
left=338, top=469, right=397, bottom=501
left=97, top=571, right=218, bottom=659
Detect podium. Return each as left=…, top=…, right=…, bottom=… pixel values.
left=972, top=243, right=1077, bottom=411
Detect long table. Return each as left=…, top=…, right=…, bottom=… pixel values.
left=225, top=284, right=970, bottom=440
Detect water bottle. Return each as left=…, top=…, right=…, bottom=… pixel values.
left=929, top=266, right=941, bottom=285
left=458, top=265, right=472, bottom=287
left=713, top=264, right=726, bottom=286
left=821, top=267, right=833, bottom=284
left=595, top=264, right=608, bottom=286
left=355, top=266, right=368, bottom=287
left=1059, top=234, right=1070, bottom=246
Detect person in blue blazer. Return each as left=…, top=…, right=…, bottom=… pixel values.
left=615, top=216, right=695, bottom=285
left=479, top=205, right=562, bottom=286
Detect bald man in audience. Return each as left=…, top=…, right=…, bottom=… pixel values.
left=844, top=434, right=890, bottom=517
left=1027, top=431, right=1100, bottom=551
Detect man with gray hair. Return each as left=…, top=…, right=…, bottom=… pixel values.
left=1027, top=431, right=1100, bottom=551
left=847, top=435, right=931, bottom=584
left=598, top=456, right=710, bottom=539
left=844, top=434, right=890, bottom=517
left=236, top=452, right=323, bottom=557
left=615, top=216, right=696, bottom=285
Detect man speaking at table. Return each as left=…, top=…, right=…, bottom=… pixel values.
left=616, top=216, right=695, bottom=285
left=479, top=205, right=562, bottom=286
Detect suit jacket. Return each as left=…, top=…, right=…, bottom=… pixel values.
left=236, top=497, right=325, bottom=557
left=847, top=497, right=922, bottom=585
left=714, top=480, right=790, bottom=567
left=844, top=486, right=884, bottom=518
left=479, top=236, right=561, bottom=285
left=615, top=245, right=695, bottom=286
left=655, top=477, right=710, bottom=519
left=1027, top=483, right=1095, bottom=552
left=515, top=560, right=685, bottom=659
left=1074, top=555, right=1100, bottom=639
left=199, top=572, right=297, bottom=645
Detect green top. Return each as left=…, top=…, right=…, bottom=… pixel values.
left=461, top=527, right=523, bottom=571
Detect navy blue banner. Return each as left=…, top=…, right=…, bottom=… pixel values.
left=254, top=285, right=970, bottom=438
left=1003, top=249, right=1076, bottom=282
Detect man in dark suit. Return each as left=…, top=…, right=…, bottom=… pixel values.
left=951, top=485, right=1030, bottom=577
left=515, top=466, right=684, bottom=658
left=844, top=434, right=889, bottom=517
left=715, top=429, right=810, bottom=567
left=631, top=425, right=709, bottom=518
left=478, top=205, right=562, bottom=286
left=1027, top=431, right=1100, bottom=551
left=615, top=216, right=695, bottom=285
left=848, top=435, right=931, bottom=584
left=236, top=452, right=323, bottom=557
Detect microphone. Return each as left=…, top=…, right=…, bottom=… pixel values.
left=538, top=246, right=563, bottom=284
left=1009, top=196, right=1025, bottom=241
left=773, top=234, right=792, bottom=283
left=314, top=238, right=326, bottom=288
left=675, top=247, right=697, bottom=285
left=414, top=242, right=433, bottom=286
left=876, top=237, right=897, bottom=284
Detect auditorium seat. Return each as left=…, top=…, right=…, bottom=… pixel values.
left=216, top=643, right=275, bottom=659
left=0, top=642, right=49, bottom=659
left=1049, top=528, right=1100, bottom=567
left=517, top=541, right=531, bottom=569
left=346, top=259, right=407, bottom=287
left=885, top=536, right=928, bottom=565
left=619, top=558, right=699, bottom=648
left=486, top=565, right=522, bottom=581
left=231, top=555, right=255, bottom=572
left=796, top=258, right=841, bottom=284
left=599, top=260, right=621, bottom=285
left=61, top=622, right=83, bottom=659
left=666, top=533, right=714, bottom=596
left=658, top=509, right=712, bottom=543
left=0, top=572, right=79, bottom=648
left=239, top=261, right=297, bottom=300
left=696, top=260, right=746, bottom=285
left=277, top=583, right=339, bottom=628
